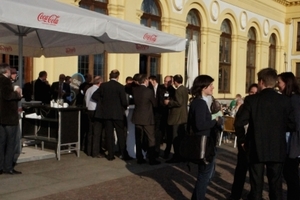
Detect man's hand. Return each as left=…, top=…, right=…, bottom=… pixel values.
left=164, top=99, right=169, bottom=105
left=241, top=143, right=245, bottom=151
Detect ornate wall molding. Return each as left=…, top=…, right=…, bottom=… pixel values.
left=273, top=0, right=300, bottom=6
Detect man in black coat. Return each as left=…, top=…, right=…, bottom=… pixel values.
left=50, top=74, right=71, bottom=104
left=234, top=68, right=295, bottom=200
left=34, top=71, right=51, bottom=104
left=132, top=74, right=160, bottom=165
left=92, top=70, right=129, bottom=161
left=0, top=63, right=22, bottom=175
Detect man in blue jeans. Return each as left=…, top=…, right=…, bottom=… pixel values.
left=0, top=63, right=22, bottom=175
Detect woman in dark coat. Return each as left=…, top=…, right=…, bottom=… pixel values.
left=188, top=75, right=221, bottom=200
left=278, top=72, right=300, bottom=200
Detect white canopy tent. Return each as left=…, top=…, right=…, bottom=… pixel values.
left=0, top=0, right=186, bottom=85
left=186, top=40, right=198, bottom=89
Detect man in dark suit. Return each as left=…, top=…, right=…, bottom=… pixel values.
left=157, top=75, right=173, bottom=148
left=0, top=63, right=22, bottom=175
left=164, top=74, right=189, bottom=163
left=234, top=68, right=295, bottom=200
left=132, top=74, right=160, bottom=165
left=92, top=69, right=130, bottom=161
left=228, top=83, right=258, bottom=200
left=148, top=75, right=164, bottom=157
left=34, top=71, right=51, bottom=104
left=50, top=74, right=71, bottom=104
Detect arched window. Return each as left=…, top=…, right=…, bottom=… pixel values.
left=219, top=19, right=232, bottom=93
left=185, top=9, right=200, bottom=81
left=246, top=27, right=256, bottom=92
left=79, top=0, right=108, bottom=80
left=140, top=0, right=161, bottom=80
left=269, top=33, right=276, bottom=69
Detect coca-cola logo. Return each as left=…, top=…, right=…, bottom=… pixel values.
left=135, top=44, right=149, bottom=50
left=37, top=12, right=60, bottom=25
left=66, top=48, right=76, bottom=54
left=0, top=45, right=12, bottom=52
left=143, top=33, right=157, bottom=43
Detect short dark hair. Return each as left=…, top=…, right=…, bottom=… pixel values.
left=138, top=74, right=148, bottom=84
left=191, top=75, right=214, bottom=98
left=125, top=76, right=133, bottom=82
left=109, top=69, right=120, bottom=79
left=257, top=68, right=277, bottom=87
left=173, top=74, right=183, bottom=84
left=133, top=73, right=142, bottom=82
left=65, top=76, right=71, bottom=82
left=38, top=71, right=47, bottom=78
left=148, top=75, right=157, bottom=82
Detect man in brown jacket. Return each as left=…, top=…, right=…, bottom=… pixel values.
left=164, top=74, right=189, bottom=163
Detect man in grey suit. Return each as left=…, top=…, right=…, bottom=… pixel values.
left=235, top=68, right=295, bottom=200
left=92, top=70, right=130, bottom=161
left=131, top=74, right=160, bottom=165
left=164, top=74, right=189, bottom=163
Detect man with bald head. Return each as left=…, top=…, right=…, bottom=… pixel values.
left=50, top=74, right=71, bottom=103
left=156, top=75, right=174, bottom=153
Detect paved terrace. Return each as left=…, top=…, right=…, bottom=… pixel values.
left=0, top=144, right=287, bottom=200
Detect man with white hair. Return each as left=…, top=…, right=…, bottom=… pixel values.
left=85, top=76, right=103, bottom=157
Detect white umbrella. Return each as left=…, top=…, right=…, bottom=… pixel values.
left=186, top=40, right=198, bottom=89
left=0, top=0, right=186, bottom=84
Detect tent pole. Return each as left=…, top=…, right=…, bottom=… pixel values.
left=18, top=35, right=23, bottom=88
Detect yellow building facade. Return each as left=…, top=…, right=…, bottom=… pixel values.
left=23, top=0, right=300, bottom=98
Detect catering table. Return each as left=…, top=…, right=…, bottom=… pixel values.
left=22, top=104, right=81, bottom=160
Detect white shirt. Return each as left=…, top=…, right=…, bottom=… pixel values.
left=153, top=83, right=158, bottom=97
left=85, top=85, right=99, bottom=111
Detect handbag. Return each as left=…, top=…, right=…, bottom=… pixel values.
left=180, top=124, right=218, bottom=165
left=179, top=133, right=207, bottom=164
left=210, top=96, right=221, bottom=114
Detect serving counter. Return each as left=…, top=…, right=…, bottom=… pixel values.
left=22, top=104, right=81, bottom=160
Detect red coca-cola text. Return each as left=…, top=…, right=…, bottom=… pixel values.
left=143, top=33, right=157, bottom=43
left=37, top=13, right=60, bottom=25
left=0, top=45, right=12, bottom=52
left=135, top=44, right=149, bottom=50
left=66, top=48, right=76, bottom=54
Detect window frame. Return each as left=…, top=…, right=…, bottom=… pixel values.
left=78, top=0, right=108, bottom=80
left=268, top=33, right=276, bottom=69
left=219, top=19, right=232, bottom=93
left=139, top=0, right=161, bottom=78
left=246, top=27, right=256, bottom=92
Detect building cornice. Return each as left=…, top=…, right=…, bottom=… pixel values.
left=273, top=0, right=300, bottom=6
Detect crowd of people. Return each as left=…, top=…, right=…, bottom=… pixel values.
left=0, top=63, right=299, bottom=200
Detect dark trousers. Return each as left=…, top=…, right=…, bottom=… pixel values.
left=230, top=144, right=249, bottom=199
left=164, top=123, right=186, bottom=158
left=13, top=123, right=21, bottom=164
left=249, top=162, right=284, bottom=200
left=283, top=157, right=300, bottom=200
left=104, top=119, right=126, bottom=159
left=192, top=157, right=216, bottom=200
left=159, top=109, right=168, bottom=143
left=86, top=111, right=95, bottom=156
left=135, top=124, right=155, bottom=161
left=0, top=125, right=18, bottom=171
left=153, top=112, right=162, bottom=153
left=80, top=111, right=89, bottom=151
left=92, top=118, right=104, bottom=157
